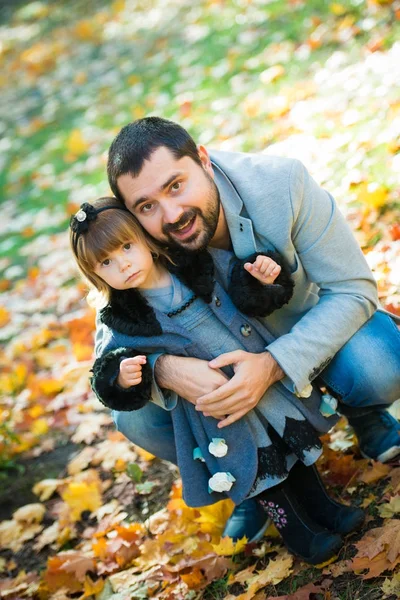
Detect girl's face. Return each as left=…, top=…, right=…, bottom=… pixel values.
left=93, top=239, right=158, bottom=290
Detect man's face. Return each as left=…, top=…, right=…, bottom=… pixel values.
left=117, top=146, right=221, bottom=251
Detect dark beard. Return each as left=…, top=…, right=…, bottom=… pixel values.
left=163, top=177, right=220, bottom=252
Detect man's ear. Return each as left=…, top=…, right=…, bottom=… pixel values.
left=197, top=145, right=214, bottom=178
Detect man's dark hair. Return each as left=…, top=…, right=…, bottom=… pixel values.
left=107, top=117, right=202, bottom=201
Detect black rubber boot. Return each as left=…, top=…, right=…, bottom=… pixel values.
left=288, top=462, right=365, bottom=535
left=257, top=481, right=342, bottom=565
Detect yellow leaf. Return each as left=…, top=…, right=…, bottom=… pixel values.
left=194, top=499, right=235, bottom=536
left=330, top=3, right=347, bottom=15
left=134, top=446, right=155, bottom=461
left=0, top=306, right=10, bottom=327
left=72, top=342, right=93, bottom=361
left=31, top=418, right=49, bottom=436
left=357, top=182, right=389, bottom=210
left=84, top=575, right=105, bottom=597
left=112, top=0, right=126, bottom=12
left=13, top=503, right=45, bottom=524
left=66, top=130, right=89, bottom=157
left=39, top=378, right=63, bottom=396
left=62, top=481, right=102, bottom=521
left=212, top=535, right=248, bottom=556
left=28, top=405, right=45, bottom=419
left=33, top=479, right=63, bottom=501
left=378, top=496, right=400, bottom=519
left=74, top=20, right=99, bottom=42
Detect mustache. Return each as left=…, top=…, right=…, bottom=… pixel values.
left=162, top=208, right=199, bottom=235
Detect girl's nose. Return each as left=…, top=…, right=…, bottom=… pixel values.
left=119, top=258, right=131, bottom=272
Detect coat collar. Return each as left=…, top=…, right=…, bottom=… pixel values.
left=99, top=248, right=215, bottom=338
left=211, top=154, right=258, bottom=259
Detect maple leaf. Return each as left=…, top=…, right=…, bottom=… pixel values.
left=13, top=503, right=45, bottom=524
left=61, top=479, right=102, bottom=521
left=193, top=498, right=235, bottom=537
left=352, top=520, right=400, bottom=578
left=226, top=553, right=293, bottom=600
left=265, top=578, right=332, bottom=599
left=212, top=535, right=248, bottom=556
left=33, top=478, right=64, bottom=501
left=358, top=461, right=391, bottom=484
left=45, top=553, right=95, bottom=592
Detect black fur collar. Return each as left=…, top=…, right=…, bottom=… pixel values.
left=99, top=248, right=215, bottom=337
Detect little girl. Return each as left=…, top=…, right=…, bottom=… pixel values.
left=70, top=197, right=364, bottom=565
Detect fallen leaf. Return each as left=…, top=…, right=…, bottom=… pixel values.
left=378, top=495, right=400, bottom=518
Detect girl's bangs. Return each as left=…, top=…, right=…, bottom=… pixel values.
left=83, top=214, right=140, bottom=266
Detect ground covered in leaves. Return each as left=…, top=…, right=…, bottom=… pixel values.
left=1, top=0, right=400, bottom=598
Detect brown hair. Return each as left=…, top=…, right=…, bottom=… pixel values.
left=70, top=196, right=170, bottom=305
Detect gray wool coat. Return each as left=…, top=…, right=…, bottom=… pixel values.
left=92, top=247, right=337, bottom=507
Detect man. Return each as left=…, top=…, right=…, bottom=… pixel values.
left=99, top=116, right=400, bottom=542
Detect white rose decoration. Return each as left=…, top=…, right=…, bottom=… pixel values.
left=296, top=383, right=313, bottom=398
left=208, top=472, right=236, bottom=493
left=208, top=438, right=228, bottom=458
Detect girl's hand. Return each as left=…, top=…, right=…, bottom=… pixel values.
left=117, top=356, right=147, bottom=388
left=244, top=255, right=281, bottom=285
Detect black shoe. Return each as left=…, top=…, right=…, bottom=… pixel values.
left=222, top=498, right=271, bottom=542
left=258, top=482, right=342, bottom=565
left=339, top=405, right=400, bottom=463
left=289, top=462, right=365, bottom=535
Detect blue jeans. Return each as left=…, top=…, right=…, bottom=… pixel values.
left=112, top=311, right=400, bottom=463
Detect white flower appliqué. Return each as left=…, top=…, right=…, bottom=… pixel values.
left=208, top=438, right=228, bottom=458
left=208, top=472, right=236, bottom=493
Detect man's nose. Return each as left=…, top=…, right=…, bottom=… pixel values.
left=161, top=201, right=185, bottom=224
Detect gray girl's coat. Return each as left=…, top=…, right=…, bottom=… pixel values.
left=92, top=247, right=338, bottom=507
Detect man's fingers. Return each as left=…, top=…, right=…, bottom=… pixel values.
left=217, top=409, right=248, bottom=429
left=208, top=350, right=243, bottom=369
left=197, top=378, right=239, bottom=405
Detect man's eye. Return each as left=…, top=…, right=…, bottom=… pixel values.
left=171, top=181, right=181, bottom=192
left=123, top=243, right=131, bottom=250
left=141, top=203, right=153, bottom=213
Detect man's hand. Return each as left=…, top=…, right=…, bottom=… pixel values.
left=196, top=351, right=284, bottom=428
left=155, top=355, right=229, bottom=405
left=117, top=355, right=147, bottom=389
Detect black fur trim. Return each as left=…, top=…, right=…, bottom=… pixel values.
left=228, top=251, right=294, bottom=317
left=98, top=250, right=215, bottom=336
left=168, top=248, right=215, bottom=303
left=91, top=347, right=152, bottom=411
left=100, top=288, right=162, bottom=337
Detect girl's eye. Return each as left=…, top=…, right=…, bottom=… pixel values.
left=102, top=258, right=111, bottom=267
left=141, top=203, right=153, bottom=213
left=123, top=243, right=131, bottom=250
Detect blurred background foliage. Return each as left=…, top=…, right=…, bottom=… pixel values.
left=1, top=0, right=399, bottom=291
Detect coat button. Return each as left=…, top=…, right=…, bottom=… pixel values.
left=240, top=323, right=252, bottom=336
left=214, top=296, right=221, bottom=307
